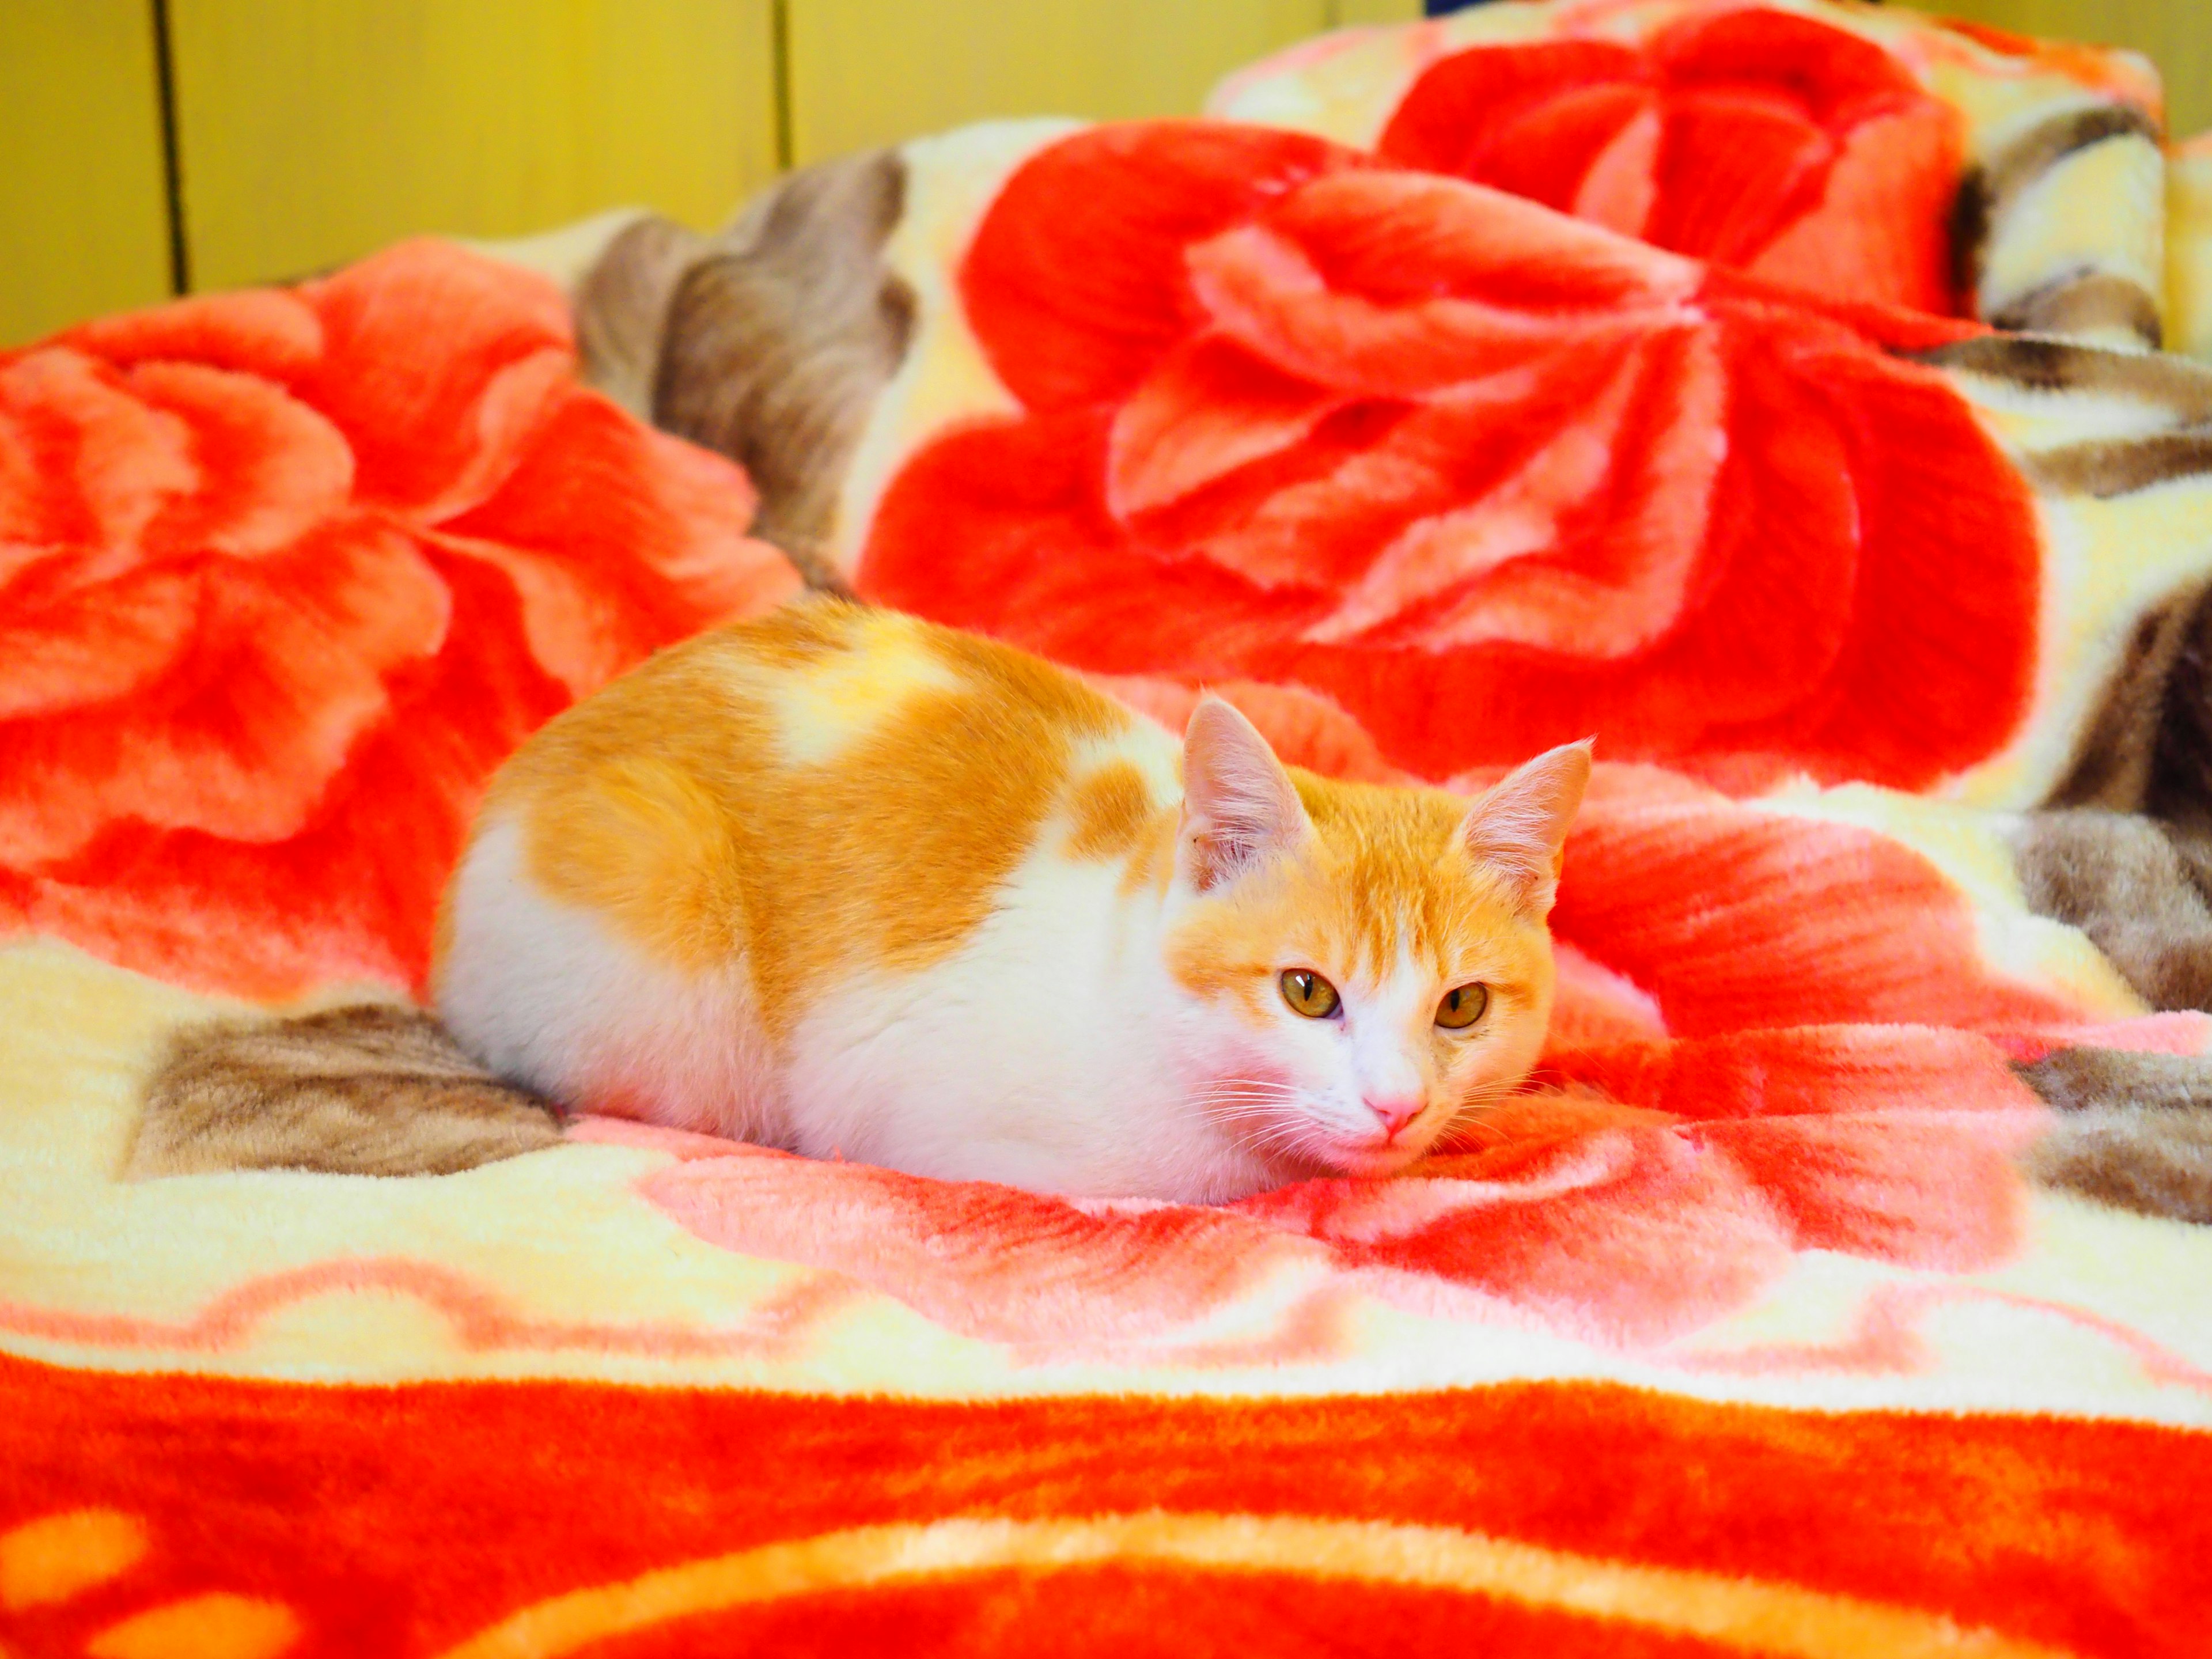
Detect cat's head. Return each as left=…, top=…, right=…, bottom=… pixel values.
left=1163, top=698, right=1590, bottom=1181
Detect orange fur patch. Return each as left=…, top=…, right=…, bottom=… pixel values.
left=454, top=600, right=1135, bottom=1042
left=1067, top=762, right=1163, bottom=862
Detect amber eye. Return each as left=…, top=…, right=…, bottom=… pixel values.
left=1279, top=969, right=1341, bottom=1019
left=1435, top=983, right=1489, bottom=1030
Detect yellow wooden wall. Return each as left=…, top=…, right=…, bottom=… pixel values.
left=0, top=1, right=175, bottom=346
left=783, top=0, right=1421, bottom=163
left=2, top=0, right=2199, bottom=347
left=786, top=0, right=1335, bottom=163
left=168, top=0, right=782, bottom=292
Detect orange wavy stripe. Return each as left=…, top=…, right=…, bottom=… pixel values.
left=0, top=1256, right=851, bottom=1360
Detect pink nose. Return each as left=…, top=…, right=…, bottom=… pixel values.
left=1366, top=1097, right=1423, bottom=1138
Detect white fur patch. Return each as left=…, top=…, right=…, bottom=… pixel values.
left=437, top=817, right=779, bottom=1143
left=779, top=831, right=1278, bottom=1201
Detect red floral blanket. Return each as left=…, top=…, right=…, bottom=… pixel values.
left=7, top=5, right=2212, bottom=1656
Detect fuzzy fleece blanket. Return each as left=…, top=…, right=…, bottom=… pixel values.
left=9, top=3, right=2212, bottom=1656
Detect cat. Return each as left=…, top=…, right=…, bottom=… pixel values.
left=402, top=596, right=1582, bottom=1203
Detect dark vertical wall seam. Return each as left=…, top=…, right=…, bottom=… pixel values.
left=771, top=0, right=794, bottom=172
left=149, top=0, right=191, bottom=293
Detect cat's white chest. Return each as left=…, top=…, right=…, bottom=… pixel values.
left=777, top=849, right=1266, bottom=1200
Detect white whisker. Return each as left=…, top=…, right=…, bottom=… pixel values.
left=1193, top=1080, right=1335, bottom=1168
left=1441, top=1083, right=1525, bottom=1150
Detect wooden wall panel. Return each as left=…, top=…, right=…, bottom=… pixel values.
left=786, top=0, right=1331, bottom=165
left=1918, top=0, right=2209, bottom=137
left=1329, top=0, right=1425, bottom=24
left=168, top=0, right=779, bottom=293
left=0, top=0, right=175, bottom=346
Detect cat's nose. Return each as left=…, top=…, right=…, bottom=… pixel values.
left=1365, top=1096, right=1423, bottom=1138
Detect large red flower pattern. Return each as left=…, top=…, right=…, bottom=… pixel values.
left=0, top=241, right=800, bottom=998
left=1376, top=7, right=1964, bottom=315
left=858, top=122, right=2037, bottom=791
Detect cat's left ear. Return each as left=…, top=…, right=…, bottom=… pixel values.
left=1178, top=696, right=1312, bottom=893
left=1459, top=740, right=1593, bottom=915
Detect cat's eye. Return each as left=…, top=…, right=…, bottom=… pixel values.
left=1435, top=983, right=1489, bottom=1030
left=1279, top=969, right=1341, bottom=1019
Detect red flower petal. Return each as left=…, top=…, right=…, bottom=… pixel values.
left=640, top=1145, right=1320, bottom=1348
left=438, top=389, right=787, bottom=695
left=1244, top=1120, right=1795, bottom=1347
left=1378, top=40, right=1647, bottom=190
left=1569, top=103, right=1662, bottom=237
left=57, top=286, right=325, bottom=380
left=1726, top=340, right=2036, bottom=783
left=1548, top=767, right=2084, bottom=1037
left=870, top=126, right=2035, bottom=787
left=1373, top=7, right=1962, bottom=315
left=1545, top=1026, right=2045, bottom=1120
left=1746, top=105, right=1961, bottom=315
left=1691, top=1112, right=2031, bottom=1268
left=1106, top=335, right=1347, bottom=522
left=1653, top=9, right=1927, bottom=131
left=0, top=524, right=448, bottom=865
left=1647, top=89, right=1836, bottom=264
left=0, top=350, right=196, bottom=557
left=1313, top=323, right=1726, bottom=655
left=127, top=360, right=355, bottom=560
left=0, top=563, right=201, bottom=724
left=293, top=240, right=575, bottom=517
left=962, top=122, right=1359, bottom=411
left=1256, top=166, right=1698, bottom=319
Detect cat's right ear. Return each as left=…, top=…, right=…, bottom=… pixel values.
left=1178, top=696, right=1310, bottom=893
left=1459, top=738, right=1593, bottom=915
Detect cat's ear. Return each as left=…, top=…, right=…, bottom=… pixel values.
left=1178, top=696, right=1311, bottom=893
left=1459, top=739, right=1592, bottom=915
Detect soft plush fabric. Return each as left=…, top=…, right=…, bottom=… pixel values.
left=9, top=16, right=2212, bottom=1659
left=1210, top=0, right=2181, bottom=353
left=815, top=114, right=2212, bottom=806
left=0, top=241, right=799, bottom=1000
left=2172, top=130, right=2212, bottom=359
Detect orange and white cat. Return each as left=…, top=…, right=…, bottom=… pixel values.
left=433, top=599, right=1589, bottom=1203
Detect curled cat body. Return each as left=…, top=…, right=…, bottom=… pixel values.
left=431, top=597, right=1590, bottom=1204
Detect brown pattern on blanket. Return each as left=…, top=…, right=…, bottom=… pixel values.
left=131, top=1005, right=560, bottom=1179
left=1952, top=104, right=2168, bottom=348
left=576, top=151, right=914, bottom=585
